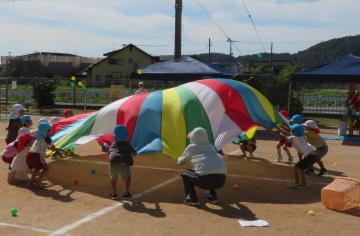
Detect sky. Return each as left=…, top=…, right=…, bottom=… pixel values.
left=0, top=0, right=359, bottom=58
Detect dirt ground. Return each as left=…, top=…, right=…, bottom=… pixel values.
left=0, top=116, right=359, bottom=236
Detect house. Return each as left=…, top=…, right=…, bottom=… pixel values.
left=1, top=52, right=98, bottom=77
left=86, top=44, right=159, bottom=86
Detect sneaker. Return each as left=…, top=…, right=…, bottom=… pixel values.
left=110, top=192, right=117, bottom=200
left=122, top=192, right=132, bottom=200
left=206, top=194, right=219, bottom=204
left=249, top=153, right=254, bottom=159
left=318, top=168, right=327, bottom=176
left=275, top=156, right=283, bottom=162
left=183, top=198, right=200, bottom=206
left=287, top=158, right=293, bottom=165
left=305, top=168, right=315, bottom=175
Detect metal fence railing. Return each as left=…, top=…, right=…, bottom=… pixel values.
left=0, top=77, right=186, bottom=115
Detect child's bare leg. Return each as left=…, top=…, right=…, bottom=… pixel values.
left=124, top=177, right=131, bottom=194
left=30, top=169, right=39, bottom=186
left=7, top=170, right=15, bottom=184
left=317, top=160, right=325, bottom=169
left=111, top=179, right=117, bottom=194
left=239, top=144, right=246, bottom=157
left=299, top=169, right=306, bottom=185
left=294, top=166, right=300, bottom=185
left=37, top=166, right=49, bottom=184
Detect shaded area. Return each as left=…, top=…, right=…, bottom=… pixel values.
left=44, top=154, right=339, bottom=220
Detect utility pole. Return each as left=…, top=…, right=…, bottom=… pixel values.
left=208, top=38, right=211, bottom=63
left=226, top=38, right=237, bottom=62
left=270, top=42, right=273, bottom=70
left=174, top=0, right=182, bottom=59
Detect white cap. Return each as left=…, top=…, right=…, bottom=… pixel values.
left=303, top=120, right=318, bottom=129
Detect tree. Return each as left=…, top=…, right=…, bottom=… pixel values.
left=32, top=79, right=57, bottom=108
left=244, top=65, right=303, bottom=114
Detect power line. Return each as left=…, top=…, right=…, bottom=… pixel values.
left=0, top=0, right=30, bottom=3
left=240, top=0, right=266, bottom=52
left=194, top=0, right=231, bottom=41
left=195, top=0, right=241, bottom=57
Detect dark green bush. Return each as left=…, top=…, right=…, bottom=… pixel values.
left=32, top=79, right=57, bottom=108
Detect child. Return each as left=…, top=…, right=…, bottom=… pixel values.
left=239, top=137, right=257, bottom=159
left=8, top=134, right=33, bottom=184
left=107, top=125, right=137, bottom=200
left=1, top=140, right=18, bottom=167
left=303, top=120, right=328, bottom=175
left=177, top=127, right=227, bottom=205
left=6, top=104, right=25, bottom=144
left=278, top=114, right=304, bottom=164
left=26, top=122, right=57, bottom=187
left=275, top=124, right=293, bottom=163
left=50, top=116, right=61, bottom=125
left=18, top=115, right=33, bottom=136
left=287, top=124, right=316, bottom=189
left=63, top=109, right=74, bottom=118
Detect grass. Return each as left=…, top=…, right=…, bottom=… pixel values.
left=305, top=116, right=340, bottom=128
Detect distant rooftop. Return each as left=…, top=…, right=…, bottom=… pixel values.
left=24, top=52, right=78, bottom=57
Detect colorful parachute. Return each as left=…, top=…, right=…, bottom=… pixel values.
left=51, top=79, right=285, bottom=159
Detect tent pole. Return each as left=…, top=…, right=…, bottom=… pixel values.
left=288, top=79, right=292, bottom=114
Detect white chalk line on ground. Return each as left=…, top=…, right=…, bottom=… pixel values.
left=0, top=222, right=51, bottom=233
left=60, top=158, right=330, bottom=186
left=48, top=176, right=180, bottom=236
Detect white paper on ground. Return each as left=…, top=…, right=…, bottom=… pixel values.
left=239, top=220, right=269, bottom=227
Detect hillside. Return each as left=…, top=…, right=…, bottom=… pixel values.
left=193, top=35, right=360, bottom=69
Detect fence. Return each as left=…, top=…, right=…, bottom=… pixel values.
left=294, top=82, right=354, bottom=116
left=0, top=77, right=185, bottom=115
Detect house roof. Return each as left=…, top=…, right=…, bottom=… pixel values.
left=291, top=54, right=360, bottom=82
left=103, top=44, right=159, bottom=60
left=23, top=52, right=78, bottom=57
left=134, top=56, right=233, bottom=81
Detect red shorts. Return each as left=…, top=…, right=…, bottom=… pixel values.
left=2, top=156, right=14, bottom=164
left=278, top=138, right=292, bottom=147
left=27, top=152, right=47, bottom=170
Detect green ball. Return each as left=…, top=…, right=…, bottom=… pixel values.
left=11, top=208, right=17, bottom=216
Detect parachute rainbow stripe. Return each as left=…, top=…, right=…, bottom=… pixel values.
left=51, top=79, right=285, bottom=159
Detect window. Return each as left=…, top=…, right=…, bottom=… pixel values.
left=128, top=58, right=133, bottom=63
left=108, top=58, right=123, bottom=65
left=95, top=75, right=101, bottom=81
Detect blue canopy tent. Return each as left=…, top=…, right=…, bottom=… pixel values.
left=133, top=56, right=233, bottom=81
left=291, top=54, right=360, bottom=83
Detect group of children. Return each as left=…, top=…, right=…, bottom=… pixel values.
left=276, top=114, right=329, bottom=188
left=1, top=103, right=330, bottom=202
left=2, top=104, right=71, bottom=187
left=234, top=111, right=329, bottom=189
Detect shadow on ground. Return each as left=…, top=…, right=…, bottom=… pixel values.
left=41, top=154, right=347, bottom=220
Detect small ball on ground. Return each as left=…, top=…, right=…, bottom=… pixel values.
left=11, top=208, right=17, bottom=216
left=73, top=179, right=79, bottom=185
left=90, top=168, right=96, bottom=174
left=307, top=209, right=315, bottom=216
left=232, top=184, right=239, bottom=189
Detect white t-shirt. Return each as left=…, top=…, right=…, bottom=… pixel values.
left=287, top=136, right=316, bottom=157
left=10, top=146, right=31, bottom=181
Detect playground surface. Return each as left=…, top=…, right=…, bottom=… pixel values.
left=0, top=116, right=359, bottom=236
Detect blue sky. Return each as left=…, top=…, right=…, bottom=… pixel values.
left=0, top=0, right=359, bottom=58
